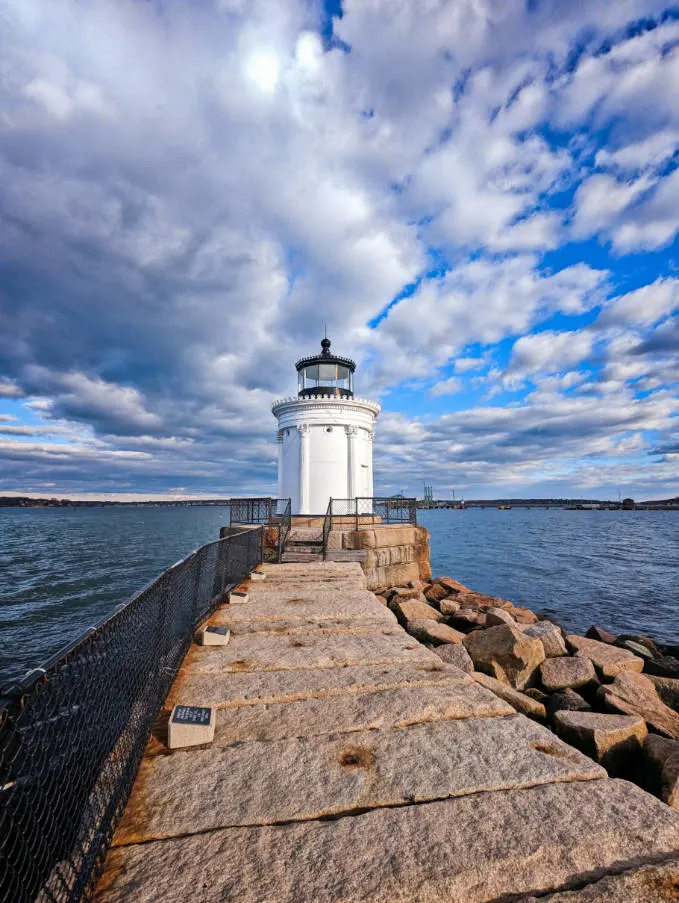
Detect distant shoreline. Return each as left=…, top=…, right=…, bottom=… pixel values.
left=1, top=495, right=677, bottom=510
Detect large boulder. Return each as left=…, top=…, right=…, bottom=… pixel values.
left=647, top=675, right=679, bottom=712
left=386, top=585, right=422, bottom=603
left=428, top=642, right=474, bottom=673
left=453, top=592, right=501, bottom=611
left=485, top=607, right=517, bottom=627
left=644, top=735, right=679, bottom=809
left=389, top=598, right=444, bottom=625
left=406, top=619, right=465, bottom=646
left=566, top=634, right=644, bottom=679
left=472, top=672, right=546, bottom=721
left=546, top=689, right=591, bottom=720
left=448, top=609, right=488, bottom=632
left=615, top=634, right=662, bottom=659
left=439, top=597, right=460, bottom=615
left=523, top=622, right=567, bottom=658
left=434, top=576, right=470, bottom=594
left=644, top=656, right=679, bottom=679
left=463, top=624, right=545, bottom=690
left=553, top=711, right=647, bottom=776
left=598, top=672, right=679, bottom=739
left=424, top=582, right=449, bottom=606
left=511, top=608, right=538, bottom=626
left=540, top=656, right=596, bottom=692
left=585, top=625, right=617, bottom=644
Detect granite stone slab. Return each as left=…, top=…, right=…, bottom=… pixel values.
left=219, top=617, right=397, bottom=636
left=113, top=716, right=604, bottom=844
left=167, top=661, right=468, bottom=709
left=184, top=631, right=438, bottom=673
left=257, top=562, right=366, bottom=583
left=208, top=682, right=513, bottom=744
left=96, top=780, right=679, bottom=903
left=213, top=590, right=395, bottom=624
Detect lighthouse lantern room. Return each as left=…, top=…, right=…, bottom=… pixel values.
left=272, top=338, right=380, bottom=515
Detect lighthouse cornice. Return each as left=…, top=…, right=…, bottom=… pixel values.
left=271, top=395, right=381, bottom=417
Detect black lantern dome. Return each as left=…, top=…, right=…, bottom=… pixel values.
left=295, top=338, right=356, bottom=398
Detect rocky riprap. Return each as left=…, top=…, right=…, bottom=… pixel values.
left=377, top=575, right=679, bottom=809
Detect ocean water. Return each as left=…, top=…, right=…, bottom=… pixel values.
left=1, top=505, right=677, bottom=684
left=419, top=507, right=678, bottom=647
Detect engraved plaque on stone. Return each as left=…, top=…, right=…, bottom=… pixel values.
left=196, top=625, right=231, bottom=646
left=229, top=590, right=249, bottom=604
left=168, top=704, right=216, bottom=748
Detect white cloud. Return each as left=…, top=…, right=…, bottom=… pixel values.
left=573, top=173, right=653, bottom=238
left=507, top=330, right=595, bottom=377
left=455, top=357, right=487, bottom=373
left=430, top=376, right=462, bottom=397
left=600, top=278, right=679, bottom=326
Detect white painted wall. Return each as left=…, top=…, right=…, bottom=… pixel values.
left=272, top=396, right=380, bottom=514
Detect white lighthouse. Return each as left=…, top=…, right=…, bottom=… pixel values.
left=272, top=338, right=380, bottom=514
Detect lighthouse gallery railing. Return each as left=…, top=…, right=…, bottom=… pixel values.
left=0, top=527, right=263, bottom=903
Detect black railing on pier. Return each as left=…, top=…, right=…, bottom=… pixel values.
left=227, top=498, right=291, bottom=561
left=0, top=527, right=263, bottom=903
left=228, top=497, right=278, bottom=526
left=322, top=497, right=333, bottom=559
left=273, top=498, right=292, bottom=561
left=323, top=497, right=417, bottom=556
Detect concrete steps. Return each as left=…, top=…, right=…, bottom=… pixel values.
left=280, top=528, right=324, bottom=563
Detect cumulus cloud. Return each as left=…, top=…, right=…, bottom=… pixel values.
left=507, top=330, right=596, bottom=378
left=599, top=278, right=679, bottom=327
left=0, top=0, right=678, bottom=498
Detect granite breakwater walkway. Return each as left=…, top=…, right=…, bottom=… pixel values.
left=95, top=562, right=679, bottom=902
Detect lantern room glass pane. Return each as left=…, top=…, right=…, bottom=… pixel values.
left=318, top=363, right=337, bottom=381
left=298, top=360, right=353, bottom=395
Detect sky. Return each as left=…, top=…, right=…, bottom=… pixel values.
left=0, top=0, right=678, bottom=501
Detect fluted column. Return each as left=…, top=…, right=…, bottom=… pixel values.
left=345, top=425, right=357, bottom=502
left=298, top=424, right=310, bottom=514
left=276, top=429, right=284, bottom=499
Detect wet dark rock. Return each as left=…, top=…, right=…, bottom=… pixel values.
left=615, top=634, right=662, bottom=659
left=585, top=626, right=617, bottom=645
left=642, top=655, right=679, bottom=679
left=524, top=688, right=550, bottom=705
left=448, top=610, right=488, bottom=632
left=547, top=688, right=591, bottom=721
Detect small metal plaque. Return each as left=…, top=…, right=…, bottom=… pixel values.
left=172, top=705, right=212, bottom=726
left=205, top=626, right=229, bottom=636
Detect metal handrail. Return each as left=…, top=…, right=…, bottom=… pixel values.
left=322, top=497, right=333, bottom=560
left=274, top=498, right=292, bottom=560
left=328, top=497, right=417, bottom=530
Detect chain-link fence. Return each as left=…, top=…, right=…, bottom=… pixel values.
left=326, top=497, right=417, bottom=531
left=357, top=497, right=417, bottom=525
left=0, top=527, right=263, bottom=903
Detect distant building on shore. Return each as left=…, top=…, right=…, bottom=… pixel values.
left=271, top=338, right=380, bottom=514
